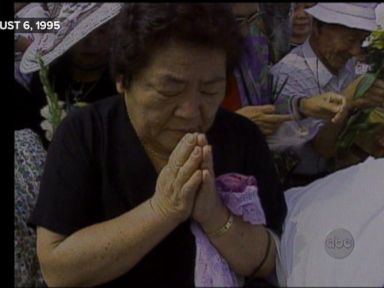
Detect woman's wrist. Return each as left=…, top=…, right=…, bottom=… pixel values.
left=201, top=202, right=231, bottom=236
left=206, top=212, right=234, bottom=238
left=148, top=197, right=185, bottom=226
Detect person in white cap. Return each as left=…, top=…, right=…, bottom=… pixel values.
left=268, top=3, right=384, bottom=187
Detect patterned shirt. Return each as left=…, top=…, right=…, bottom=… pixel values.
left=268, top=39, right=357, bottom=175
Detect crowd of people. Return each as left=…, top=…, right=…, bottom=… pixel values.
left=14, top=2, right=383, bottom=287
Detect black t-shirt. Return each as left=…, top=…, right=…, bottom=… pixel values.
left=29, top=95, right=286, bottom=287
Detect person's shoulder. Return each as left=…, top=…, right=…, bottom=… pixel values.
left=53, top=95, right=122, bottom=140
left=212, top=108, right=264, bottom=139
left=215, top=107, right=254, bottom=126
left=87, top=94, right=122, bottom=114
left=64, top=95, right=121, bottom=122
left=270, top=45, right=306, bottom=76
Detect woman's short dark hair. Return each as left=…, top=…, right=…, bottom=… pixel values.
left=110, top=3, right=243, bottom=89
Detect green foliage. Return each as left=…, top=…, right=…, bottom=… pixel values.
left=337, top=28, right=384, bottom=151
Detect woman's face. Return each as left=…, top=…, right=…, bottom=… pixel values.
left=120, top=41, right=227, bottom=155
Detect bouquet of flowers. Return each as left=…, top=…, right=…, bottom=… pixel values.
left=337, top=26, right=384, bottom=150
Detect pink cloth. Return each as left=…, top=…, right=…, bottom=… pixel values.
left=191, top=173, right=266, bottom=287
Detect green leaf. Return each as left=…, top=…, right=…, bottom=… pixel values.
left=337, top=28, right=384, bottom=152
left=368, top=108, right=384, bottom=123
left=354, top=73, right=377, bottom=99
left=337, top=109, right=371, bottom=150
left=338, top=129, right=358, bottom=150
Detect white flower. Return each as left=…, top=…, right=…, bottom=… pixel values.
left=40, top=119, right=53, bottom=141
left=40, top=101, right=67, bottom=119
left=362, top=37, right=371, bottom=48
left=376, top=3, right=384, bottom=28
left=40, top=105, right=50, bottom=119
left=39, top=101, right=67, bottom=141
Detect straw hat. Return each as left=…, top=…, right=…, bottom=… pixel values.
left=20, top=3, right=122, bottom=73
left=305, top=3, right=378, bottom=32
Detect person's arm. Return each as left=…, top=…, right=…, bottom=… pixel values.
left=37, top=199, right=179, bottom=287
left=236, top=105, right=293, bottom=136
left=272, top=66, right=346, bottom=122
left=192, top=134, right=277, bottom=278
left=295, top=92, right=346, bottom=122
left=37, top=133, right=203, bottom=287
left=312, top=115, right=349, bottom=158
left=299, top=92, right=349, bottom=158
left=201, top=203, right=276, bottom=278
left=306, top=76, right=384, bottom=158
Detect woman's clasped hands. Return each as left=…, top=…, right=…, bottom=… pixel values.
left=150, top=133, right=225, bottom=229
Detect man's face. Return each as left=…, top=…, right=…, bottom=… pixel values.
left=121, top=41, right=227, bottom=154
left=315, top=24, right=369, bottom=73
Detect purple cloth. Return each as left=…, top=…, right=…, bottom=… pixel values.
left=234, top=33, right=271, bottom=107
left=191, top=173, right=266, bottom=287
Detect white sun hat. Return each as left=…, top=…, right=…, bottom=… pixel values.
left=20, top=3, right=122, bottom=74
left=305, top=3, right=379, bottom=32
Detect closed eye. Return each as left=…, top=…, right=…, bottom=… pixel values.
left=157, top=89, right=183, bottom=97
left=199, top=78, right=225, bottom=96
left=200, top=90, right=220, bottom=96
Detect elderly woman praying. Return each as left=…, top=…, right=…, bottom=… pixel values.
left=29, top=3, right=286, bottom=287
